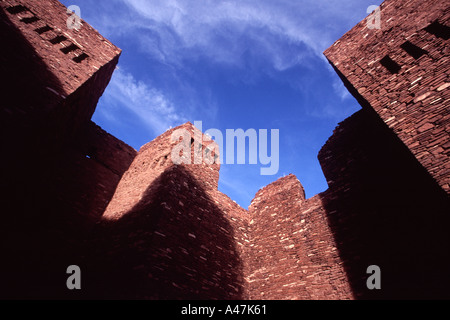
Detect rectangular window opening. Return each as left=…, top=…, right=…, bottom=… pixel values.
left=35, top=25, right=53, bottom=34
left=400, top=41, right=428, bottom=59
left=73, top=53, right=89, bottom=63
left=424, top=21, right=450, bottom=40
left=20, top=16, right=39, bottom=24
left=380, top=55, right=401, bottom=74
left=6, top=5, right=29, bottom=14
left=61, top=43, right=79, bottom=54
left=49, top=35, right=67, bottom=44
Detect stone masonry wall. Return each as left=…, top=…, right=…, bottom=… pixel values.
left=0, top=0, right=127, bottom=234
left=0, top=0, right=121, bottom=142
left=85, top=123, right=249, bottom=299
left=318, top=109, right=450, bottom=299
left=0, top=119, right=136, bottom=299
left=324, top=0, right=450, bottom=193
left=0, top=0, right=133, bottom=298
left=2, top=0, right=449, bottom=300
left=0, top=0, right=120, bottom=94
left=246, top=175, right=352, bottom=300
left=82, top=122, right=355, bottom=300
left=49, top=120, right=137, bottom=232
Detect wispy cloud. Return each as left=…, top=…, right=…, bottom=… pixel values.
left=87, top=0, right=379, bottom=72
left=332, top=77, right=351, bottom=101
left=124, top=0, right=319, bottom=69
left=103, top=67, right=186, bottom=135
left=78, top=0, right=377, bottom=128
left=65, top=0, right=382, bottom=206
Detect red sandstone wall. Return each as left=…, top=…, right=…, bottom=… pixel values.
left=0, top=0, right=129, bottom=232
left=2, top=0, right=449, bottom=300
left=0, top=0, right=134, bottom=298
left=1, top=0, right=121, bottom=139
left=1, top=0, right=120, bottom=94
left=50, top=120, right=137, bottom=230
left=324, top=0, right=450, bottom=193
left=0, top=0, right=128, bottom=231
left=103, top=123, right=221, bottom=220
left=318, top=109, right=450, bottom=299
left=246, top=175, right=352, bottom=300
left=0, top=118, right=136, bottom=299
left=86, top=123, right=249, bottom=299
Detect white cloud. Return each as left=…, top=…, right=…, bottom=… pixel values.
left=104, top=68, right=186, bottom=134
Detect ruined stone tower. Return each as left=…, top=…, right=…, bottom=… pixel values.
left=0, top=0, right=449, bottom=300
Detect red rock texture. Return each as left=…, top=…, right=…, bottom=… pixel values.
left=102, top=123, right=222, bottom=221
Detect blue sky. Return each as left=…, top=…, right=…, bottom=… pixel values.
left=62, top=0, right=382, bottom=209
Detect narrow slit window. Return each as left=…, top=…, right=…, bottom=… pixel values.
left=6, top=5, right=29, bottom=14
left=73, top=53, right=89, bottom=63
left=424, top=21, right=450, bottom=40
left=400, top=41, right=427, bottom=59
left=380, top=55, right=401, bottom=74
left=49, top=35, right=67, bottom=44
left=61, top=44, right=79, bottom=54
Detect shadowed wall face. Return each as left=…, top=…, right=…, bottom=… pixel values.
left=0, top=0, right=134, bottom=299
left=86, top=124, right=248, bottom=299
left=1, top=0, right=122, bottom=141
left=322, top=0, right=450, bottom=298
left=83, top=123, right=354, bottom=300
left=86, top=166, right=246, bottom=299
left=102, top=123, right=221, bottom=222
left=246, top=175, right=353, bottom=300
left=318, top=109, right=450, bottom=299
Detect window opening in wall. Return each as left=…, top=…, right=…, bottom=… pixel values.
left=35, top=25, right=53, bottom=34
left=6, top=5, right=29, bottom=14
left=400, top=41, right=428, bottom=59
left=73, top=53, right=89, bottom=63
left=50, top=35, right=67, bottom=44
left=86, top=146, right=97, bottom=160
left=61, top=44, right=79, bottom=54
left=21, top=16, right=39, bottom=24
left=380, top=55, right=401, bottom=74
left=424, top=21, right=450, bottom=40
